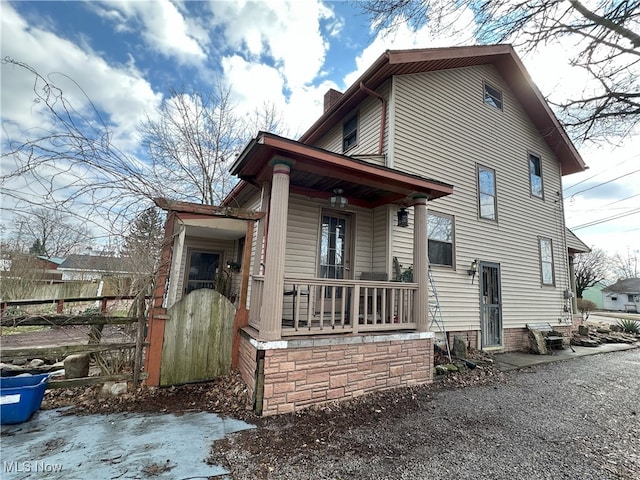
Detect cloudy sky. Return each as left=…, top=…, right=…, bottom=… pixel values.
left=1, top=0, right=638, bottom=256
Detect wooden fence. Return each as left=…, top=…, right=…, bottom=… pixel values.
left=0, top=295, right=148, bottom=388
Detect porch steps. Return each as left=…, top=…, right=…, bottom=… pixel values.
left=428, top=266, right=452, bottom=362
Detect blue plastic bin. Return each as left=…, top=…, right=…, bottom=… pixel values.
left=0, top=374, right=50, bottom=425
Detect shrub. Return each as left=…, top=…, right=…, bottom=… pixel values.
left=616, top=318, right=640, bottom=334
left=577, top=298, right=597, bottom=320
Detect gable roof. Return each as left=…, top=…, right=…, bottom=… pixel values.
left=58, top=254, right=132, bottom=274
left=565, top=228, right=590, bottom=254
left=300, top=45, right=586, bottom=176
left=602, top=278, right=640, bottom=294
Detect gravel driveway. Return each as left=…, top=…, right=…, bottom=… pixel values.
left=211, top=348, right=640, bottom=479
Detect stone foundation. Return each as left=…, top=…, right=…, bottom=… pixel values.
left=238, top=329, right=434, bottom=416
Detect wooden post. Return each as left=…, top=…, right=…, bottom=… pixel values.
left=260, top=159, right=293, bottom=340
left=144, top=210, right=177, bottom=386
left=133, top=294, right=146, bottom=387
left=413, top=196, right=429, bottom=332
left=232, top=220, right=255, bottom=369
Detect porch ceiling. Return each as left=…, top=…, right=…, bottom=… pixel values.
left=231, top=133, right=454, bottom=208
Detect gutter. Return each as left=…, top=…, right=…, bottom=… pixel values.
left=359, top=81, right=386, bottom=156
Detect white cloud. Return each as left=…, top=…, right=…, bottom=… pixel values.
left=1, top=3, right=161, bottom=150
left=93, top=0, right=208, bottom=65
left=209, top=0, right=332, bottom=90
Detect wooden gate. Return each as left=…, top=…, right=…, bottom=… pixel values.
left=160, top=289, right=235, bottom=386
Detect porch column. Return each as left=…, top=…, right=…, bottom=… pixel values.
left=260, top=159, right=293, bottom=340
left=413, top=196, right=429, bottom=331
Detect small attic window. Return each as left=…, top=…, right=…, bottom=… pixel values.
left=343, top=114, right=358, bottom=152
left=483, top=82, right=503, bottom=110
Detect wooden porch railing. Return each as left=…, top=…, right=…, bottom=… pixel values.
left=248, top=276, right=418, bottom=336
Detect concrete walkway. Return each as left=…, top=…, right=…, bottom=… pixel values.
left=494, top=342, right=638, bottom=371
left=1, top=409, right=254, bottom=479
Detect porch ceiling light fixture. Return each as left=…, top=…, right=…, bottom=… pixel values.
left=397, top=207, right=409, bottom=227
left=329, top=189, right=348, bottom=208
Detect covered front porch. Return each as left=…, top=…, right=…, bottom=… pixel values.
left=230, top=133, right=453, bottom=414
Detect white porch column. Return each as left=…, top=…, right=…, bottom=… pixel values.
left=413, top=196, right=429, bottom=331
left=260, top=159, right=293, bottom=340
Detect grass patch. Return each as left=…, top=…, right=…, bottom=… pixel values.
left=2, top=325, right=50, bottom=335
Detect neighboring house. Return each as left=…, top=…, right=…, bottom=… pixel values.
left=581, top=281, right=608, bottom=310
left=602, top=279, right=640, bottom=312
left=57, top=254, right=132, bottom=281
left=145, top=45, right=589, bottom=415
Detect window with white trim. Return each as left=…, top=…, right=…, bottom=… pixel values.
left=529, top=153, right=543, bottom=198
left=428, top=213, right=454, bottom=267
left=539, top=238, right=555, bottom=285
left=478, top=165, right=497, bottom=221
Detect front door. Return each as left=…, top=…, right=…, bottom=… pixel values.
left=318, top=212, right=352, bottom=309
left=479, top=261, right=502, bottom=348
left=185, top=250, right=220, bottom=294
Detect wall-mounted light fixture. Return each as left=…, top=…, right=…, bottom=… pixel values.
left=467, top=259, right=478, bottom=276
left=397, top=207, right=409, bottom=227
left=329, top=188, right=348, bottom=208
left=226, top=260, right=241, bottom=272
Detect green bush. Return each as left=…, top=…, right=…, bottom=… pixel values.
left=616, top=318, right=640, bottom=334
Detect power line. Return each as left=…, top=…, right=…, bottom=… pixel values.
left=567, top=169, right=640, bottom=199
left=563, top=158, right=630, bottom=192
left=570, top=207, right=640, bottom=230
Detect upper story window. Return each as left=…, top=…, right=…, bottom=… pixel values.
left=483, top=82, right=503, bottom=110
left=478, top=165, right=497, bottom=221
left=428, top=212, right=454, bottom=267
left=343, top=114, right=358, bottom=152
left=529, top=153, right=544, bottom=198
left=539, top=237, right=555, bottom=286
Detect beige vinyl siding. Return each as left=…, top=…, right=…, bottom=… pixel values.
left=284, top=194, right=376, bottom=279
left=313, top=82, right=390, bottom=162
left=392, top=65, right=570, bottom=335
left=372, top=206, right=390, bottom=276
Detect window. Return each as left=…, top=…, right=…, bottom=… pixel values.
left=529, top=153, right=543, bottom=198
left=343, top=115, right=358, bottom=151
left=478, top=165, right=497, bottom=220
left=539, top=238, right=555, bottom=285
left=428, top=213, right=454, bottom=266
left=483, top=82, right=503, bottom=110
left=185, top=250, right=220, bottom=294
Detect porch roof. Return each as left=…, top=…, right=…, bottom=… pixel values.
left=300, top=45, right=587, bottom=176
left=230, top=132, right=454, bottom=208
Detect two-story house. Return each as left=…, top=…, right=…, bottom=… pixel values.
left=144, top=45, right=589, bottom=415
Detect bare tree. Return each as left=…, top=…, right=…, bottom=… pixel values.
left=612, top=248, right=639, bottom=279
left=358, top=0, right=640, bottom=142
left=1, top=60, right=270, bottom=249
left=573, top=247, right=610, bottom=297
left=138, top=84, right=245, bottom=206
left=10, top=207, right=91, bottom=258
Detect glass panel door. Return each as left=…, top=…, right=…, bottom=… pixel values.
left=185, top=251, right=220, bottom=294
left=318, top=213, right=351, bottom=308
left=480, top=261, right=502, bottom=348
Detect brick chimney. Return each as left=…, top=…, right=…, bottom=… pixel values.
left=323, top=88, right=343, bottom=112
